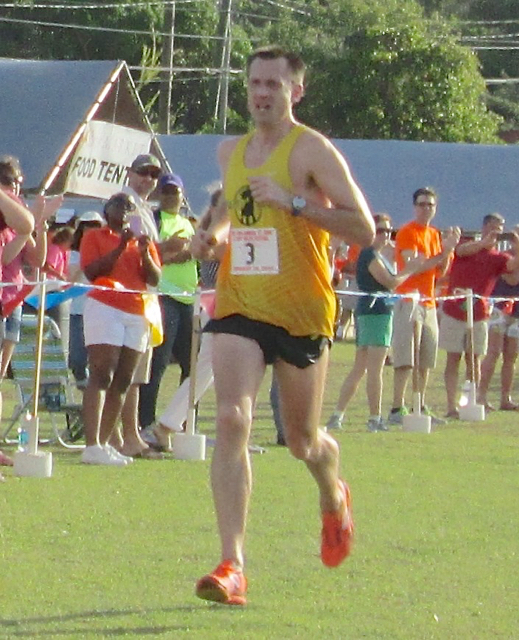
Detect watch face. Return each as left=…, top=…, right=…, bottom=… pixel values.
left=292, top=196, right=306, bottom=210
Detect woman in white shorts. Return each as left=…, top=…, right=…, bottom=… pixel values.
left=477, top=275, right=519, bottom=411
left=79, top=193, right=161, bottom=466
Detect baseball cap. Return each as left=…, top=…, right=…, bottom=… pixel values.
left=130, top=153, right=161, bottom=172
left=80, top=210, right=104, bottom=223
left=159, top=173, right=184, bottom=191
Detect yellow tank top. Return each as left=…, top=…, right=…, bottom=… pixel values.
left=215, top=124, right=336, bottom=338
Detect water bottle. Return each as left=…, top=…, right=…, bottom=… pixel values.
left=459, top=380, right=471, bottom=408
left=17, top=426, right=29, bottom=452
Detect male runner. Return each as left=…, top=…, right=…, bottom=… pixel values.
left=191, top=45, right=375, bottom=605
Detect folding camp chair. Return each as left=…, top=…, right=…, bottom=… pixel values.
left=2, top=313, right=84, bottom=449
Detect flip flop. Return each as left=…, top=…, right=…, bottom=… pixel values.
left=132, top=448, right=165, bottom=460
left=499, top=402, right=519, bottom=411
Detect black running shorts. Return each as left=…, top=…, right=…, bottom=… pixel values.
left=204, top=314, right=330, bottom=369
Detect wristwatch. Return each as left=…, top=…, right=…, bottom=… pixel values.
left=291, top=196, right=306, bottom=217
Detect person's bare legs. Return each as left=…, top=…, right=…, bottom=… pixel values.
left=0, top=340, right=16, bottom=379
left=365, top=346, right=389, bottom=416
left=477, top=328, right=503, bottom=406
left=119, top=383, right=151, bottom=453
left=275, top=348, right=343, bottom=514
left=392, top=366, right=412, bottom=409
left=211, top=333, right=266, bottom=568
left=418, top=367, right=430, bottom=406
left=444, top=352, right=462, bottom=414
left=500, top=334, right=518, bottom=407
left=464, top=351, right=481, bottom=386
left=82, top=345, right=119, bottom=447
left=334, top=347, right=367, bottom=412
left=99, top=347, right=142, bottom=445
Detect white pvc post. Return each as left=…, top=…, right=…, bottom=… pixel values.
left=13, top=276, right=53, bottom=477
left=173, top=288, right=206, bottom=460
left=403, top=292, right=432, bottom=433
left=459, top=289, right=485, bottom=422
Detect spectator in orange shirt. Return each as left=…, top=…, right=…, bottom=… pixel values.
left=388, top=187, right=460, bottom=425
left=333, top=242, right=360, bottom=340
left=79, top=193, right=161, bottom=466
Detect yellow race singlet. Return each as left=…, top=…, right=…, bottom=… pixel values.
left=214, top=124, right=336, bottom=338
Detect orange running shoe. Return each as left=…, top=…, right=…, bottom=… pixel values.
left=321, top=479, right=354, bottom=568
left=196, top=560, right=247, bottom=605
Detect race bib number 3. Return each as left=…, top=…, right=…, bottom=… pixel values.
left=231, top=228, right=279, bottom=275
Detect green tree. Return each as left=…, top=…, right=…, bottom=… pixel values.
left=245, top=0, right=502, bottom=142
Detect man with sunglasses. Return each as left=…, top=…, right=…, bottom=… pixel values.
left=138, top=173, right=197, bottom=450
left=122, top=153, right=162, bottom=242
left=114, top=153, right=162, bottom=458
left=389, top=187, right=460, bottom=425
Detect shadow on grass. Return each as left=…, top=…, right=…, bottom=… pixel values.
left=0, top=604, right=236, bottom=637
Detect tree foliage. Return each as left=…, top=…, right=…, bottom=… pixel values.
left=0, top=0, right=505, bottom=141
left=251, top=0, right=501, bottom=141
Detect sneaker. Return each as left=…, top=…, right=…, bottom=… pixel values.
left=366, top=417, right=389, bottom=432
left=366, top=417, right=380, bottom=432
left=140, top=426, right=158, bottom=447
left=104, top=445, right=134, bottom=464
left=421, top=406, right=446, bottom=425
left=196, top=560, right=247, bottom=605
left=376, top=417, right=389, bottom=432
left=81, top=444, right=127, bottom=467
left=387, top=407, right=408, bottom=425
left=326, top=414, right=343, bottom=431
left=321, top=479, right=354, bottom=568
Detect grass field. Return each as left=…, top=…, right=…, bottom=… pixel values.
left=1, top=339, right=518, bottom=639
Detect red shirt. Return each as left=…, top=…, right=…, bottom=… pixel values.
left=442, top=247, right=509, bottom=321
left=80, top=227, right=160, bottom=315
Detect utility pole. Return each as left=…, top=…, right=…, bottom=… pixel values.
left=159, top=1, right=175, bottom=134
left=215, top=0, right=232, bottom=133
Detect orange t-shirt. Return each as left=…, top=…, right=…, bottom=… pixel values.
left=395, top=220, right=443, bottom=307
left=80, top=227, right=160, bottom=315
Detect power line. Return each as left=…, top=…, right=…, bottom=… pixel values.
left=459, top=19, right=519, bottom=26
left=486, top=78, right=519, bottom=84
left=262, top=0, right=309, bottom=16
left=128, top=65, right=242, bottom=74
left=0, top=0, right=202, bottom=8
left=0, top=15, right=252, bottom=41
left=472, top=46, right=519, bottom=50
left=460, top=32, right=519, bottom=41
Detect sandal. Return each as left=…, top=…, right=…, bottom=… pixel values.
left=133, top=447, right=165, bottom=460
left=151, top=425, right=172, bottom=452
left=499, top=402, right=519, bottom=411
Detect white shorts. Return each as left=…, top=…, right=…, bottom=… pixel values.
left=83, top=297, right=149, bottom=353
left=487, top=308, right=519, bottom=338
left=438, top=313, right=488, bottom=356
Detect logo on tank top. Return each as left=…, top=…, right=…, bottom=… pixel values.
left=233, top=185, right=263, bottom=226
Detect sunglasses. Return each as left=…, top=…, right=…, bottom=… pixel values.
left=161, top=184, right=181, bottom=194
left=136, top=168, right=160, bottom=179
left=415, top=201, right=436, bottom=207
left=376, top=227, right=393, bottom=234
left=0, top=174, right=23, bottom=188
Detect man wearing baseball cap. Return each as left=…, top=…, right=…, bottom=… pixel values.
left=122, top=152, right=162, bottom=241
left=139, top=172, right=197, bottom=444
left=111, top=153, right=162, bottom=457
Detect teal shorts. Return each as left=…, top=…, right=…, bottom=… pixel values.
left=355, top=313, right=393, bottom=348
